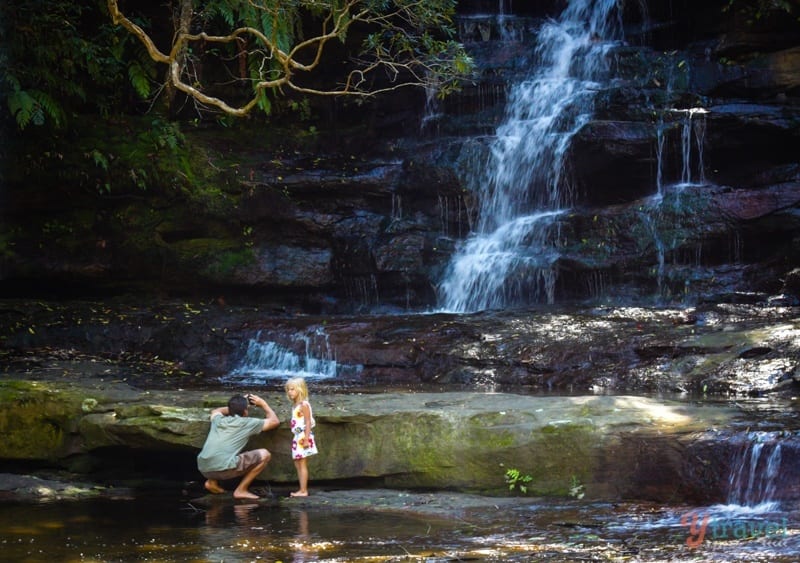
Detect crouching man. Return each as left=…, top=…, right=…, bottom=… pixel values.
left=197, top=393, right=279, bottom=499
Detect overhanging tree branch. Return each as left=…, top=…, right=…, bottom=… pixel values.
left=107, top=0, right=472, bottom=117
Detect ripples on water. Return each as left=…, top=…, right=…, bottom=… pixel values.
left=1, top=493, right=797, bottom=562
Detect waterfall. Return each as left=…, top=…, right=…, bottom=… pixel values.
left=439, top=0, right=623, bottom=312
left=727, top=432, right=783, bottom=509
left=673, top=108, right=708, bottom=189
left=640, top=105, right=710, bottom=303
left=421, top=85, right=443, bottom=136
left=655, top=108, right=709, bottom=196
left=655, top=118, right=666, bottom=199
left=639, top=211, right=666, bottom=295
left=224, top=328, right=338, bottom=384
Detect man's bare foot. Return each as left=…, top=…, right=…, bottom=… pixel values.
left=204, top=480, right=225, bottom=494
left=233, top=490, right=259, bottom=499
left=290, top=491, right=308, bottom=497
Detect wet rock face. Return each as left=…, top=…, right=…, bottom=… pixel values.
left=3, top=300, right=799, bottom=397
left=1, top=2, right=799, bottom=313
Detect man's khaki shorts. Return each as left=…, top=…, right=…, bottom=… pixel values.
left=202, top=449, right=267, bottom=480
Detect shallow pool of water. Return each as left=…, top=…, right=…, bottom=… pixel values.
left=1, top=490, right=798, bottom=562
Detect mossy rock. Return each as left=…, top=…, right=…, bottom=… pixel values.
left=0, top=381, right=85, bottom=460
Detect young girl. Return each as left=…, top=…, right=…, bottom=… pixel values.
left=285, top=377, right=318, bottom=496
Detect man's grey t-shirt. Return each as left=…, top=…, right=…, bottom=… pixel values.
left=197, top=414, right=265, bottom=473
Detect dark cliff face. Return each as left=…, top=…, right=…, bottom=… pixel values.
left=419, top=0, right=800, bottom=310
left=1, top=1, right=799, bottom=313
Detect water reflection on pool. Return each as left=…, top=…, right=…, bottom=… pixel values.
left=1, top=491, right=798, bottom=562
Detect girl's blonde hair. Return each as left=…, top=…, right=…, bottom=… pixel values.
left=285, top=377, right=309, bottom=402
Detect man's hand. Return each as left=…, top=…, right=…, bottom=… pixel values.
left=247, top=393, right=267, bottom=408
left=247, top=393, right=280, bottom=431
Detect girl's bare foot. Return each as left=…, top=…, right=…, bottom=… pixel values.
left=233, top=490, right=259, bottom=499
left=290, top=491, right=308, bottom=497
left=204, top=480, right=225, bottom=494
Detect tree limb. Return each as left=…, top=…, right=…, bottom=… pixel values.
left=107, top=0, right=472, bottom=117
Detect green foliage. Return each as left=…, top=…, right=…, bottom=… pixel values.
left=723, top=0, right=800, bottom=24
left=0, top=0, right=154, bottom=130
left=74, top=118, right=188, bottom=194
left=6, top=89, right=39, bottom=129
left=569, top=475, right=586, bottom=499
left=288, top=98, right=313, bottom=121
left=90, top=149, right=109, bottom=171
left=128, top=62, right=154, bottom=100
left=3, top=69, right=67, bottom=130
left=208, top=248, right=257, bottom=276
left=139, top=119, right=185, bottom=151
left=202, top=0, right=301, bottom=110
left=505, top=468, right=533, bottom=494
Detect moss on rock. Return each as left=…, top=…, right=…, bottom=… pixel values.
left=0, top=381, right=84, bottom=460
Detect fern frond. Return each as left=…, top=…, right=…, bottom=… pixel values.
left=255, top=89, right=272, bottom=114
left=128, top=63, right=152, bottom=99
left=7, top=89, right=36, bottom=129
left=89, top=149, right=109, bottom=171
left=29, top=90, right=65, bottom=127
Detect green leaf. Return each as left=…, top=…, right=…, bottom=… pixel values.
left=90, top=149, right=109, bottom=171
left=128, top=62, right=152, bottom=99
left=255, top=89, right=272, bottom=114
left=7, top=90, right=36, bottom=129
left=30, top=91, right=65, bottom=127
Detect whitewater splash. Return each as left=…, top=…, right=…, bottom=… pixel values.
left=224, top=328, right=342, bottom=384
left=727, top=431, right=784, bottom=509
left=439, top=0, right=624, bottom=312
left=606, top=431, right=791, bottom=550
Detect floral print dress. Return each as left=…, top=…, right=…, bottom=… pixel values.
left=290, top=400, right=318, bottom=459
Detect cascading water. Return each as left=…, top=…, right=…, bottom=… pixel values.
left=438, top=0, right=623, bottom=312
left=645, top=107, right=710, bottom=299
left=656, top=108, right=709, bottom=196
left=679, top=108, right=708, bottom=187
left=224, top=328, right=339, bottom=384
left=727, top=432, right=784, bottom=509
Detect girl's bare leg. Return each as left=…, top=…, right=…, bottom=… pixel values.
left=291, top=458, right=309, bottom=496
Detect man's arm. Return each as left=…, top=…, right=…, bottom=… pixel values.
left=248, top=394, right=280, bottom=431
left=209, top=406, right=229, bottom=420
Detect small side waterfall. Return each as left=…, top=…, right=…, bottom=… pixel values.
left=641, top=106, right=709, bottom=301
left=727, top=432, right=784, bottom=509
left=657, top=108, right=708, bottom=194
left=439, top=0, right=623, bottom=312
left=672, top=431, right=794, bottom=550
left=224, top=329, right=340, bottom=384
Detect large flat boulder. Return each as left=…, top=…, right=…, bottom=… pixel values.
left=0, top=377, right=741, bottom=500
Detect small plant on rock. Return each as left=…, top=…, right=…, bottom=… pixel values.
left=505, top=468, right=533, bottom=494
left=569, top=475, right=586, bottom=499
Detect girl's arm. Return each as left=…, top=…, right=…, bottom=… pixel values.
left=301, top=401, right=312, bottom=441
